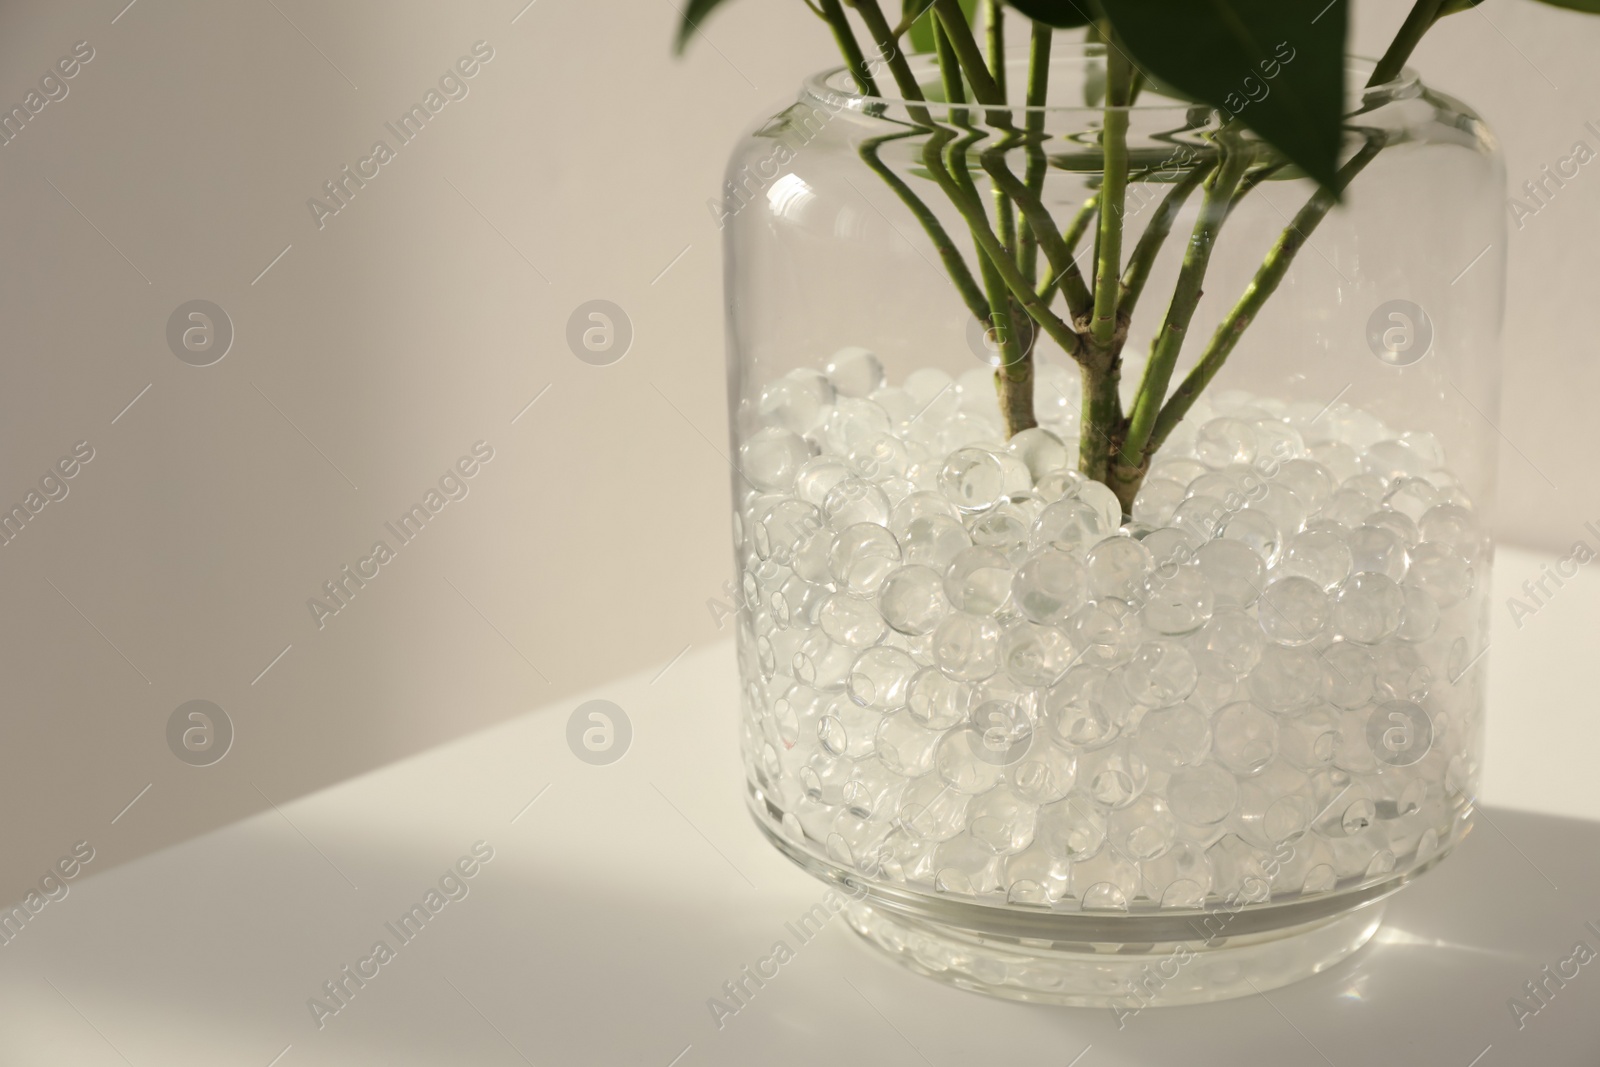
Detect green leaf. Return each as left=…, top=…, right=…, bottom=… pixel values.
left=1100, top=0, right=1349, bottom=190
left=673, top=0, right=733, bottom=55
left=1004, top=0, right=1097, bottom=26
left=908, top=0, right=978, bottom=53
left=1527, top=0, right=1600, bottom=11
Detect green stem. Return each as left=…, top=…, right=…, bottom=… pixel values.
left=1017, top=21, right=1053, bottom=286
left=984, top=0, right=1006, bottom=100
left=1146, top=135, right=1386, bottom=455
left=1036, top=194, right=1096, bottom=313
left=1118, top=162, right=1211, bottom=320
left=1116, top=139, right=1251, bottom=477
left=861, top=134, right=990, bottom=323
left=932, top=0, right=1006, bottom=107
left=1371, top=0, right=1444, bottom=88
left=1089, top=25, right=1133, bottom=349
left=816, top=0, right=882, bottom=95
left=920, top=127, right=1084, bottom=359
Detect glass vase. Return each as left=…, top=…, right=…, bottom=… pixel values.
left=721, top=43, right=1502, bottom=1007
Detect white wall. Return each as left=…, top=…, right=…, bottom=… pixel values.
left=0, top=0, right=1593, bottom=901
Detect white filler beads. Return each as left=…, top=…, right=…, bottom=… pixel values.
left=737, top=349, right=1488, bottom=912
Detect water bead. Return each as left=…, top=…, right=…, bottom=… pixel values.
left=939, top=447, right=1007, bottom=512
left=970, top=698, right=1035, bottom=766
left=1348, top=524, right=1409, bottom=582
left=1035, top=468, right=1087, bottom=504
left=1364, top=438, right=1430, bottom=481
left=793, top=631, right=857, bottom=689
left=1212, top=701, right=1279, bottom=776
left=933, top=612, right=1001, bottom=681
left=847, top=434, right=910, bottom=481
left=1372, top=643, right=1433, bottom=703
left=829, top=522, right=901, bottom=595
left=1257, top=576, right=1330, bottom=646
left=906, top=667, right=970, bottom=728
left=1233, top=760, right=1315, bottom=847
left=1068, top=598, right=1143, bottom=667
left=999, top=621, right=1077, bottom=687
left=1219, top=507, right=1284, bottom=566
left=754, top=499, right=822, bottom=564
left=1132, top=477, right=1187, bottom=526
left=902, top=367, right=954, bottom=405
left=824, top=695, right=880, bottom=759
left=795, top=456, right=852, bottom=507
left=869, top=387, right=919, bottom=426
left=1012, top=548, right=1087, bottom=626
left=1383, top=476, right=1439, bottom=522
left=1245, top=483, right=1310, bottom=537
left=1366, top=508, right=1421, bottom=546
left=1193, top=538, right=1266, bottom=609
left=944, top=546, right=1014, bottom=615
left=1167, top=763, right=1239, bottom=826
left=890, top=490, right=959, bottom=533
left=1171, top=494, right=1231, bottom=542
left=1189, top=609, right=1264, bottom=680
left=1085, top=536, right=1153, bottom=600
left=967, top=503, right=1032, bottom=560
left=823, top=476, right=891, bottom=529
left=1135, top=702, right=1212, bottom=772
left=1004, top=844, right=1071, bottom=903
left=1334, top=572, right=1406, bottom=644
left=1151, top=457, right=1209, bottom=486
left=1196, top=417, right=1259, bottom=468
left=1075, top=480, right=1124, bottom=533
left=969, top=786, right=1040, bottom=854
left=1406, top=542, right=1473, bottom=606
left=818, top=592, right=888, bottom=649
left=1322, top=487, right=1378, bottom=529
left=1274, top=459, right=1335, bottom=510
left=848, top=646, right=918, bottom=710
left=1045, top=666, right=1124, bottom=748
left=1079, top=741, right=1150, bottom=809
left=899, top=515, right=972, bottom=570
left=1006, top=427, right=1070, bottom=481
left=825, top=346, right=886, bottom=398
left=1250, top=644, right=1323, bottom=711
left=1309, top=440, right=1362, bottom=482
left=1277, top=528, right=1353, bottom=591
left=759, top=369, right=834, bottom=433
left=1321, top=643, right=1375, bottom=709
left=1109, top=795, right=1178, bottom=862
left=1139, top=527, right=1197, bottom=573
left=739, top=427, right=813, bottom=492
left=1188, top=469, right=1244, bottom=503
left=820, top=397, right=892, bottom=455
left=1140, top=566, right=1215, bottom=636
left=1121, top=640, right=1199, bottom=707
left=935, top=727, right=1011, bottom=795
left=897, top=775, right=970, bottom=841
left=873, top=711, right=943, bottom=777
left=876, top=564, right=948, bottom=636
left=1030, top=499, right=1107, bottom=557
left=1395, top=584, right=1441, bottom=642
left=1010, top=735, right=1078, bottom=804
left=1418, top=503, right=1486, bottom=563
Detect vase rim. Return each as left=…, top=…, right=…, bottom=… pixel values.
left=800, top=42, right=1420, bottom=119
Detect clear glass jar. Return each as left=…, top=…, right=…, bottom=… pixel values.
left=723, top=44, right=1502, bottom=1006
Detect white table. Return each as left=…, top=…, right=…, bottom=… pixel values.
left=1, top=545, right=1595, bottom=1066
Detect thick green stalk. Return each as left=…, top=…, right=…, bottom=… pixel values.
left=816, top=0, right=881, bottom=95
left=1017, top=21, right=1053, bottom=286
left=1146, top=136, right=1386, bottom=454
left=1089, top=29, right=1133, bottom=349
left=853, top=0, right=933, bottom=122
left=1118, top=162, right=1211, bottom=320
left=1371, top=0, right=1444, bottom=88
left=1116, top=141, right=1251, bottom=478
left=985, top=1, right=1017, bottom=252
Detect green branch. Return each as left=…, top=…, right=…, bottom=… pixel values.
left=1118, top=162, right=1211, bottom=320
left=1116, top=138, right=1251, bottom=473
left=816, top=0, right=881, bottom=95
left=1146, top=134, right=1386, bottom=454
left=1089, top=26, right=1133, bottom=349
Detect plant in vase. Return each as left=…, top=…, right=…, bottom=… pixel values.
left=676, top=0, right=1596, bottom=1005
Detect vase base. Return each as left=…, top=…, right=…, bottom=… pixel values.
left=842, top=897, right=1384, bottom=1008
